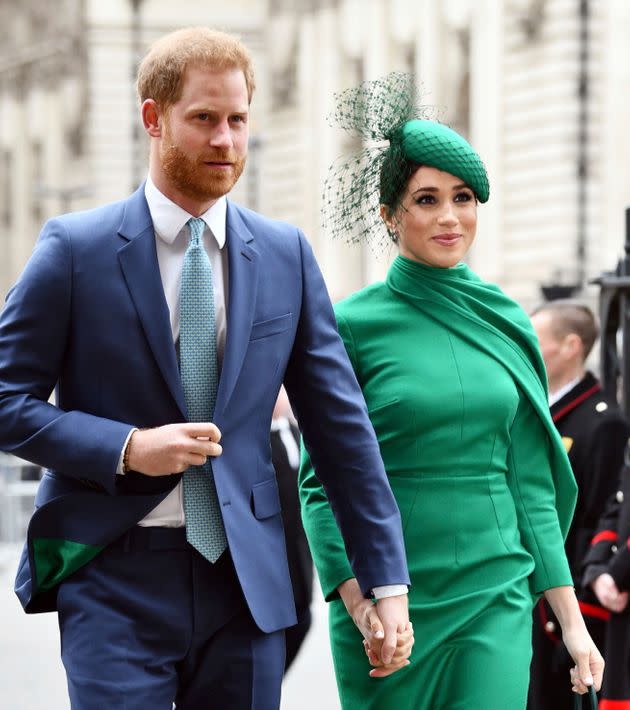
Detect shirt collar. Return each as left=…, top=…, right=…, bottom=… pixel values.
left=549, top=375, right=583, bottom=407
left=144, top=175, right=227, bottom=248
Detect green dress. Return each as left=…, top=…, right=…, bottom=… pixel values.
left=299, top=255, right=577, bottom=710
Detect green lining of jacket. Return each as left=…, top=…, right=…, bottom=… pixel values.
left=33, top=537, right=104, bottom=592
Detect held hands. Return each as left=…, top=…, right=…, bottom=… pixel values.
left=592, top=573, right=629, bottom=613
left=127, top=423, right=222, bottom=476
left=337, top=579, right=414, bottom=678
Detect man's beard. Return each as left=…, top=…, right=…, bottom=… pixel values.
left=160, top=136, right=246, bottom=203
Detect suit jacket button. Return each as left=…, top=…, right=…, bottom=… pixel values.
left=595, top=401, right=608, bottom=412
left=612, top=545, right=618, bottom=553
left=544, top=621, right=556, bottom=633
left=616, top=490, right=625, bottom=503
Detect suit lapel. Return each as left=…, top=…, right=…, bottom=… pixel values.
left=117, top=187, right=187, bottom=417
left=214, top=203, right=259, bottom=420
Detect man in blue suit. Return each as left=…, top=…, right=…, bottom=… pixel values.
left=0, top=27, right=410, bottom=709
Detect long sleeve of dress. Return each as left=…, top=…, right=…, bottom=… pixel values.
left=298, top=311, right=357, bottom=600
left=507, top=390, right=574, bottom=594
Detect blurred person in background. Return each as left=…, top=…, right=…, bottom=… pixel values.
left=528, top=300, right=629, bottom=710
left=583, top=459, right=630, bottom=709
left=299, top=73, right=603, bottom=710
left=271, top=387, right=313, bottom=672
left=0, top=27, right=411, bottom=709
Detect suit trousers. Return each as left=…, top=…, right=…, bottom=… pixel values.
left=56, top=527, right=285, bottom=710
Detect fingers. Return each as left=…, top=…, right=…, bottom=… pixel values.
left=570, top=652, right=594, bottom=695
left=570, top=666, right=592, bottom=695
left=374, top=594, right=409, bottom=666
left=380, top=624, right=397, bottom=665
left=188, top=439, right=223, bottom=459
left=363, top=620, right=414, bottom=679
left=365, top=605, right=385, bottom=644
left=369, top=660, right=410, bottom=678
left=184, top=422, right=222, bottom=442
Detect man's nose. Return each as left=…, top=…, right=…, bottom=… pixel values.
left=210, top=119, right=233, bottom=148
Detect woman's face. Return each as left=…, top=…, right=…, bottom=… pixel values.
left=382, top=166, right=478, bottom=268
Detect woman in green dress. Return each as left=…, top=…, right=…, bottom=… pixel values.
left=298, top=75, right=604, bottom=709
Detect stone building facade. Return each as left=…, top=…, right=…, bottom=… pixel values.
left=0, top=0, right=268, bottom=297
left=263, top=0, right=630, bottom=308
left=1, top=0, right=630, bottom=311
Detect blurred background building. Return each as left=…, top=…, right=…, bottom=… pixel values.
left=1, top=0, right=630, bottom=308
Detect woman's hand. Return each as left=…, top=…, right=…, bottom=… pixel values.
left=337, top=578, right=413, bottom=677
left=362, top=621, right=414, bottom=677
left=592, top=573, right=629, bottom=613
left=544, top=586, right=605, bottom=695
left=563, top=626, right=605, bottom=695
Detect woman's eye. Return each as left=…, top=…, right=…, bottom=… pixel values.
left=454, top=191, right=473, bottom=202
left=415, top=194, right=435, bottom=205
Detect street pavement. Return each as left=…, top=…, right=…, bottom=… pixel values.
left=0, top=543, right=340, bottom=709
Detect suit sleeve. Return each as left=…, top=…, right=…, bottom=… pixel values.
left=507, top=389, right=574, bottom=594
left=298, top=310, right=357, bottom=601
left=0, top=219, right=133, bottom=495
left=285, top=232, right=409, bottom=598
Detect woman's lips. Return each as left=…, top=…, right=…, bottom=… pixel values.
left=432, top=233, right=462, bottom=246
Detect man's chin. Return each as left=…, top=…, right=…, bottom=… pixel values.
left=185, top=177, right=236, bottom=202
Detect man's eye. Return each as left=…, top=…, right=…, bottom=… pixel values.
left=198, top=113, right=209, bottom=121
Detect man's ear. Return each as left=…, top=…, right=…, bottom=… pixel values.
left=563, top=332, right=584, bottom=361
left=141, top=99, right=163, bottom=138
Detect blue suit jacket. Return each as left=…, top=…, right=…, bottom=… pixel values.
left=0, top=185, right=409, bottom=630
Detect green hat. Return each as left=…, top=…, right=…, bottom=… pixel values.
left=396, top=120, right=489, bottom=203
left=322, top=73, right=490, bottom=252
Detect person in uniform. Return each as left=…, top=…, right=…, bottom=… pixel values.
left=528, top=299, right=629, bottom=709
left=271, top=388, right=313, bottom=672
left=583, top=463, right=630, bottom=709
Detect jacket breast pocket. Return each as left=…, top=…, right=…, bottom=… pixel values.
left=251, top=477, right=282, bottom=520
left=250, top=313, right=292, bottom=341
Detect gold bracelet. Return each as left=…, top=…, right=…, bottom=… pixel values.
left=122, top=433, right=134, bottom=474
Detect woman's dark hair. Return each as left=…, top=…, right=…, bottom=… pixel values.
left=379, top=144, right=420, bottom=214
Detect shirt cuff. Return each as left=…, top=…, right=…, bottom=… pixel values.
left=116, top=428, right=138, bottom=475
left=372, top=584, right=408, bottom=599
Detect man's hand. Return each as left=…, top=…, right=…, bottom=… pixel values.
left=592, top=573, right=629, bottom=613
left=127, top=423, right=222, bottom=476
left=371, top=594, right=411, bottom=670
left=337, top=580, right=412, bottom=677
left=363, top=621, right=413, bottom=678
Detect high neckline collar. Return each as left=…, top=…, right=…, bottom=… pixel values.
left=386, top=254, right=470, bottom=293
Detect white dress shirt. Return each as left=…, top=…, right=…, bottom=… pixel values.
left=131, top=176, right=228, bottom=527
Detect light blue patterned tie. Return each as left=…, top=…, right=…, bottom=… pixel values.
left=181, top=217, right=227, bottom=562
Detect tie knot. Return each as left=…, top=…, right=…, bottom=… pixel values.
left=187, top=217, right=206, bottom=246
